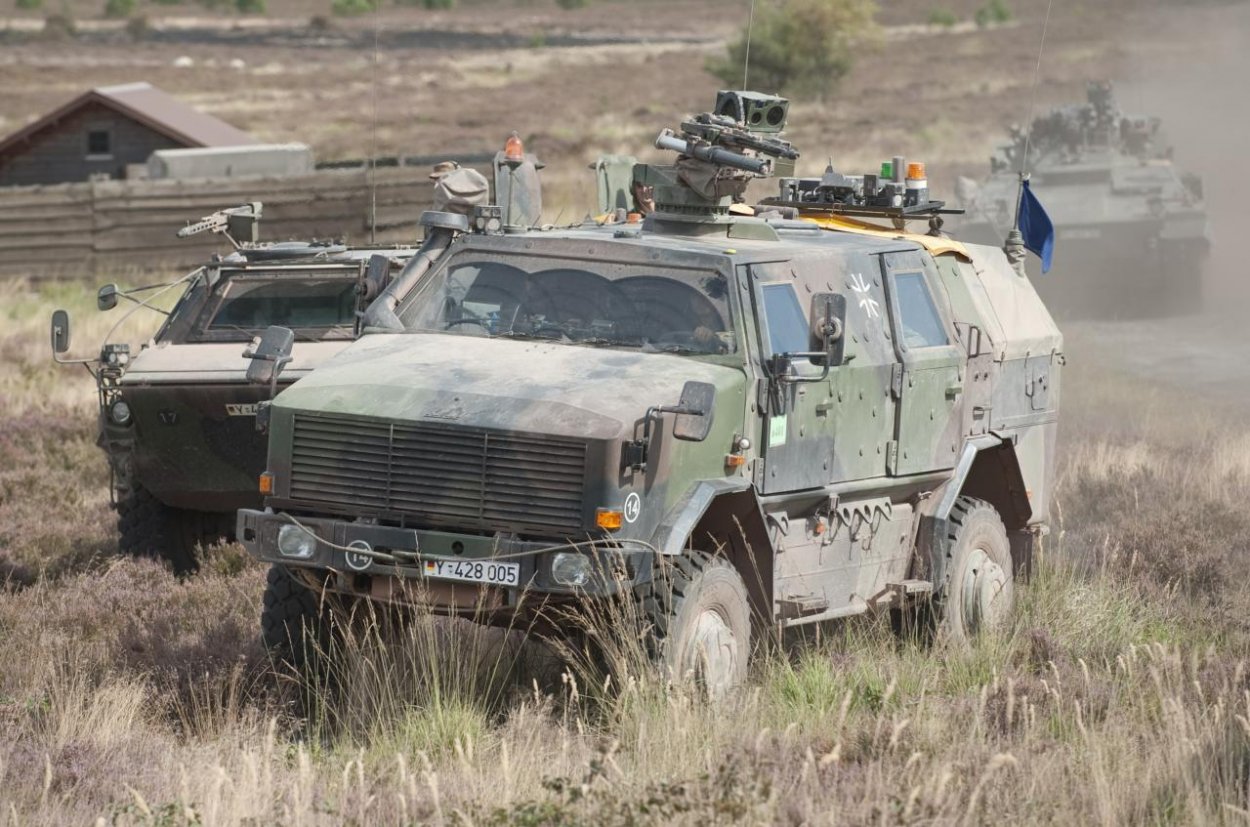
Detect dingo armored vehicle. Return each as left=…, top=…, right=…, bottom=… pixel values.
left=956, top=81, right=1209, bottom=318
left=51, top=204, right=417, bottom=573
left=239, top=94, right=1063, bottom=692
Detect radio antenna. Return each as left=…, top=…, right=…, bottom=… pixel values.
left=742, top=0, right=756, bottom=91
left=369, top=2, right=381, bottom=244
left=1005, top=0, right=1055, bottom=270
left=1018, top=0, right=1055, bottom=179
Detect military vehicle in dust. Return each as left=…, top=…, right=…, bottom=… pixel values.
left=954, top=81, right=1209, bottom=318
left=51, top=204, right=417, bottom=573
left=238, top=93, right=1063, bottom=692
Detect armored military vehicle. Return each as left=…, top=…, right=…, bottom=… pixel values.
left=238, top=93, right=1062, bottom=692
left=51, top=204, right=417, bottom=573
left=955, top=81, right=1209, bottom=318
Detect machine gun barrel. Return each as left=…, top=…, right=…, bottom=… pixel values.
left=176, top=215, right=228, bottom=239
left=655, top=129, right=769, bottom=175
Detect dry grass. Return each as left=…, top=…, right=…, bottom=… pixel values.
left=4, top=275, right=1250, bottom=825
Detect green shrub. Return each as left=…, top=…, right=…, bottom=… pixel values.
left=421, top=0, right=455, bottom=7
left=706, top=0, right=879, bottom=101
left=927, top=7, right=957, bottom=26
left=331, top=0, right=377, bottom=15
left=974, top=0, right=1011, bottom=27
left=104, top=0, right=136, bottom=17
left=15, top=0, right=42, bottom=11
left=235, top=0, right=265, bottom=12
left=554, top=0, right=590, bottom=8
left=148, top=0, right=182, bottom=6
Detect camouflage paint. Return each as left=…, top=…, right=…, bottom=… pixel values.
left=239, top=218, right=1062, bottom=626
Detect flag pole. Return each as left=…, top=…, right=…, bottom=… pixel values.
left=1004, top=173, right=1027, bottom=276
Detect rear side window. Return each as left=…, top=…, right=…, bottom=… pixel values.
left=760, top=283, right=809, bottom=356
left=893, top=272, right=948, bottom=349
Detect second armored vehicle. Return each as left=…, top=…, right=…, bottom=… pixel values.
left=238, top=94, right=1062, bottom=692
left=955, top=81, right=1209, bottom=319
left=52, top=204, right=416, bottom=572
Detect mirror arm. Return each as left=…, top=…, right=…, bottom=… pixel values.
left=773, top=351, right=831, bottom=385
left=628, top=403, right=707, bottom=471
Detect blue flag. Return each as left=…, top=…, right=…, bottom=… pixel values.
left=1017, top=179, right=1054, bottom=273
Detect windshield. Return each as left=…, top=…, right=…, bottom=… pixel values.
left=396, top=255, right=736, bottom=355
left=203, top=276, right=358, bottom=335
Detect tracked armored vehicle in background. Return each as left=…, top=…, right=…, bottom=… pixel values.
left=955, top=81, right=1209, bottom=319
left=51, top=204, right=417, bottom=573
left=239, top=93, right=1063, bottom=692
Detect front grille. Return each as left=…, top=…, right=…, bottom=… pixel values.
left=289, top=412, right=587, bottom=535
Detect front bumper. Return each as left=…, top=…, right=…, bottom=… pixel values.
left=236, top=508, right=645, bottom=599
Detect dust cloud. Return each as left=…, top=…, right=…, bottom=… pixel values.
left=1065, top=3, right=1250, bottom=404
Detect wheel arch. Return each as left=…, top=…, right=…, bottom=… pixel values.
left=922, top=436, right=1033, bottom=594
left=649, top=479, right=774, bottom=624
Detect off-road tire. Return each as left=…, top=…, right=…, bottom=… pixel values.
left=636, top=551, right=751, bottom=699
left=117, top=484, right=226, bottom=575
left=933, top=496, right=1014, bottom=645
left=261, top=565, right=337, bottom=670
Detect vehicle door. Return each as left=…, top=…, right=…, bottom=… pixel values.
left=751, top=259, right=828, bottom=494
left=881, top=250, right=964, bottom=476
left=752, top=252, right=895, bottom=494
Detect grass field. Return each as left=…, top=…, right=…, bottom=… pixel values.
left=4, top=276, right=1250, bottom=824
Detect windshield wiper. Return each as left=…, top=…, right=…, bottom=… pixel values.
left=578, top=337, right=644, bottom=348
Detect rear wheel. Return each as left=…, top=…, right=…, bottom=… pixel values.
left=934, top=497, right=1014, bottom=644
left=637, top=551, right=751, bottom=699
left=117, top=484, right=228, bottom=575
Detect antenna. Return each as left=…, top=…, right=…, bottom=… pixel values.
left=742, top=0, right=756, bottom=91
left=369, top=1, right=381, bottom=244
left=1018, top=0, right=1055, bottom=182
left=1005, top=0, right=1054, bottom=272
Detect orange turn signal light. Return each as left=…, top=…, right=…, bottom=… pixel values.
left=258, top=472, right=274, bottom=495
left=725, top=453, right=747, bottom=469
left=596, top=508, right=623, bottom=531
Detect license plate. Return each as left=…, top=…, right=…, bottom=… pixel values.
left=423, top=558, right=520, bottom=587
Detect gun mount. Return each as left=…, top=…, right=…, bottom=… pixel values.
left=638, top=90, right=799, bottom=218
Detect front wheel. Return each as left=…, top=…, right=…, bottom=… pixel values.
left=638, top=551, right=751, bottom=699
left=934, top=496, right=1014, bottom=645
left=261, top=565, right=341, bottom=670
left=117, top=484, right=227, bottom=575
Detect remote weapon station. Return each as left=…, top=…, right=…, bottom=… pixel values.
left=239, top=93, right=1063, bottom=694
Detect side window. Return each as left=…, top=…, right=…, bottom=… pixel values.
left=760, top=282, right=809, bottom=356
left=893, top=272, right=948, bottom=349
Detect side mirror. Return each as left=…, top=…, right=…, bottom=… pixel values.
left=358, top=253, right=393, bottom=302
left=672, top=380, right=716, bottom=442
left=243, top=325, right=295, bottom=396
left=97, top=284, right=119, bottom=311
left=50, top=310, right=71, bottom=355
left=809, top=292, right=847, bottom=367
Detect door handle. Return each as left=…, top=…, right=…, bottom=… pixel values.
left=945, top=383, right=963, bottom=399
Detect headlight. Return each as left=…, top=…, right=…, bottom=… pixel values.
left=108, top=399, right=132, bottom=426
left=551, top=552, right=590, bottom=587
left=277, top=524, right=317, bottom=559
